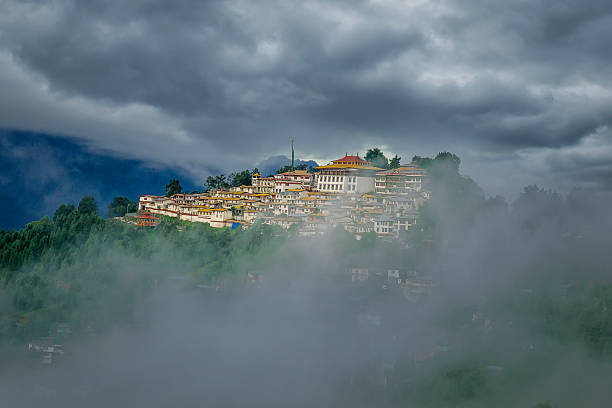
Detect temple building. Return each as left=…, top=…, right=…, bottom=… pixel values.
left=315, top=154, right=383, bottom=194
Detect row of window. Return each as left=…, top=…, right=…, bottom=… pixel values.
left=319, top=175, right=357, bottom=183
left=376, top=227, right=393, bottom=233
left=320, top=184, right=342, bottom=190
left=375, top=178, right=422, bottom=182
left=317, top=184, right=357, bottom=191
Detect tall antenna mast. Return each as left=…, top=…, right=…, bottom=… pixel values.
left=291, top=138, right=295, bottom=170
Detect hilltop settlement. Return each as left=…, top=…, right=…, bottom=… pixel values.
left=137, top=153, right=428, bottom=239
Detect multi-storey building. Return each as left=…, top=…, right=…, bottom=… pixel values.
left=315, top=154, right=383, bottom=194
left=252, top=170, right=313, bottom=193
left=273, top=169, right=312, bottom=188
left=251, top=174, right=276, bottom=193
left=374, top=164, right=425, bottom=194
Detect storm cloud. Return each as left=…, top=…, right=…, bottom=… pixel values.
left=1, top=0, right=611, bottom=195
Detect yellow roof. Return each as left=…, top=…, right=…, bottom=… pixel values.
left=316, top=164, right=384, bottom=170
left=278, top=169, right=310, bottom=176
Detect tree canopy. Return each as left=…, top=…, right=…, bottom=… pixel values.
left=411, top=155, right=433, bottom=168
left=78, top=195, right=98, bottom=216
left=165, top=179, right=183, bottom=196
left=108, top=196, right=137, bottom=218
left=389, top=155, right=401, bottom=169
left=365, top=148, right=389, bottom=169
left=276, top=163, right=307, bottom=174
left=205, top=168, right=259, bottom=191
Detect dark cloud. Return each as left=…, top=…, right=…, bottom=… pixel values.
left=1, top=0, right=612, bottom=195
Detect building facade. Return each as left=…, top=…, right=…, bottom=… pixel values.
left=375, top=164, right=425, bottom=194
left=315, top=154, right=383, bottom=194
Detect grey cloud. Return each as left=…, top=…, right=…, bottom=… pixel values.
left=1, top=0, right=612, bottom=194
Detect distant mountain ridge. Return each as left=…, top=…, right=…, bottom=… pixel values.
left=0, top=132, right=320, bottom=230
left=0, top=131, right=197, bottom=230
left=256, top=155, right=319, bottom=177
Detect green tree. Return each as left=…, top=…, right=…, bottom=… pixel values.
left=78, top=195, right=98, bottom=216
left=412, top=155, right=433, bottom=168
left=230, top=169, right=253, bottom=187
left=53, top=204, right=77, bottom=225
left=205, top=174, right=230, bottom=191
left=276, top=163, right=307, bottom=174
left=389, top=155, right=401, bottom=169
left=127, top=201, right=138, bottom=213
left=108, top=196, right=131, bottom=218
left=414, top=152, right=485, bottom=243
left=433, top=151, right=461, bottom=173
left=165, top=179, right=183, bottom=196
left=365, top=148, right=389, bottom=169
left=205, top=176, right=217, bottom=191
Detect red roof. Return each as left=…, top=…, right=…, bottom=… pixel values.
left=332, top=155, right=369, bottom=164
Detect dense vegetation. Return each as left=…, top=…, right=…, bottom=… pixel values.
left=204, top=168, right=260, bottom=191
left=364, top=147, right=401, bottom=169
left=107, top=196, right=138, bottom=218
left=0, top=195, right=296, bottom=341
left=2, top=152, right=612, bottom=407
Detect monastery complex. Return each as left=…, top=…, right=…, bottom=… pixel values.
left=138, top=154, right=428, bottom=238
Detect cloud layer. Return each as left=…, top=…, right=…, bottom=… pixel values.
left=1, top=0, right=611, bottom=194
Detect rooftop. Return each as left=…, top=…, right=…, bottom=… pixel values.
left=332, top=154, right=369, bottom=165
left=317, top=164, right=384, bottom=171
left=376, top=165, right=425, bottom=175
left=277, top=169, right=311, bottom=176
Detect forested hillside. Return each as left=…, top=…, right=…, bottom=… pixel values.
left=2, top=154, right=612, bottom=407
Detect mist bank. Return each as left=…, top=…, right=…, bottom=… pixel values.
left=2, top=156, right=612, bottom=407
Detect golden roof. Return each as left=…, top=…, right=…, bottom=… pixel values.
left=316, top=164, right=384, bottom=170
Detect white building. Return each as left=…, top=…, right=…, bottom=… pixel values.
left=251, top=174, right=276, bottom=193
left=273, top=169, right=312, bottom=188
left=315, top=154, right=383, bottom=194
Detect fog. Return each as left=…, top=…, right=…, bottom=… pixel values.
left=2, top=187, right=612, bottom=407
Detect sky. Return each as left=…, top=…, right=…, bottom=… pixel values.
left=1, top=0, right=612, bottom=197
